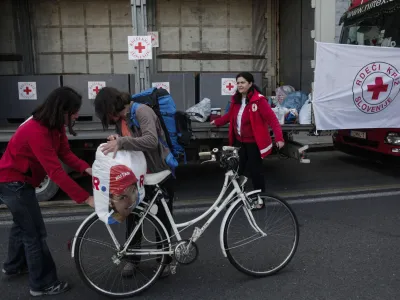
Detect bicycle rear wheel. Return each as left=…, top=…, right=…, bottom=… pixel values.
left=74, top=209, right=170, bottom=298
left=223, top=193, right=299, bottom=277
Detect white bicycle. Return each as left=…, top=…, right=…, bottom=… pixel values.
left=70, top=146, right=299, bottom=298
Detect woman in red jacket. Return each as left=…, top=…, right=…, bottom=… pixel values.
left=211, top=72, right=284, bottom=195
left=0, top=87, right=94, bottom=297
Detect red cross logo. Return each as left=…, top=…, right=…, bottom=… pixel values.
left=23, top=87, right=32, bottom=95
left=367, top=77, right=388, bottom=100
left=93, top=86, right=100, bottom=94
left=226, top=83, right=235, bottom=91
left=135, top=42, right=146, bottom=53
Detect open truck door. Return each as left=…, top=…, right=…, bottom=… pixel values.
left=277, top=0, right=337, bottom=163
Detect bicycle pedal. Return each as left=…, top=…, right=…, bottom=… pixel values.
left=170, top=265, right=177, bottom=275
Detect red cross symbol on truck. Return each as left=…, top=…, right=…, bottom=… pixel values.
left=135, top=42, right=146, bottom=53
left=23, top=87, right=32, bottom=95
left=367, top=77, right=388, bottom=100
left=226, top=83, right=235, bottom=91
left=93, top=86, right=100, bottom=94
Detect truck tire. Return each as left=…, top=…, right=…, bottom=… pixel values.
left=35, top=176, right=59, bottom=202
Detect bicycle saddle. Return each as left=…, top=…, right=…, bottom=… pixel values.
left=144, top=170, right=171, bottom=185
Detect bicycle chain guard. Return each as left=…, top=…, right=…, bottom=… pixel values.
left=174, top=240, right=199, bottom=265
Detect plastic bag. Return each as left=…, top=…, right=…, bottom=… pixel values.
left=272, top=107, right=289, bottom=125
left=284, top=108, right=298, bottom=124
left=268, top=96, right=279, bottom=108
left=281, top=91, right=308, bottom=113
left=275, top=85, right=295, bottom=104
left=186, top=98, right=211, bottom=122
left=92, top=144, right=147, bottom=224
left=299, top=99, right=312, bottom=124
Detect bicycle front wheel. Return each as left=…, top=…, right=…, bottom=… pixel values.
left=74, top=210, right=170, bottom=298
left=223, top=193, right=299, bottom=277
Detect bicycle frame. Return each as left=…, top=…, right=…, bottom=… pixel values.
left=122, top=169, right=265, bottom=257
left=71, top=169, right=265, bottom=260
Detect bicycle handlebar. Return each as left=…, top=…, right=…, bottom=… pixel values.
left=222, top=146, right=238, bottom=151
left=198, top=147, right=239, bottom=161
left=198, top=151, right=212, bottom=157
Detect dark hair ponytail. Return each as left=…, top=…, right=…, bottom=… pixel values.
left=32, top=86, right=82, bottom=136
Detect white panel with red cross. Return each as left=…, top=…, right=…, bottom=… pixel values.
left=221, top=78, right=237, bottom=95
left=152, top=82, right=170, bottom=93
left=148, top=31, right=159, bottom=48
left=128, top=36, right=152, bottom=60
left=18, top=82, right=37, bottom=100
left=88, top=81, right=106, bottom=100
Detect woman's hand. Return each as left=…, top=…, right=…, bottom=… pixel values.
left=276, top=141, right=285, bottom=149
left=107, top=134, right=119, bottom=141
left=101, top=140, right=119, bottom=158
left=85, top=168, right=92, bottom=176
left=85, top=196, right=95, bottom=208
left=210, top=120, right=215, bottom=125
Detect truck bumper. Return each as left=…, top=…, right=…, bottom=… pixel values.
left=333, top=141, right=400, bottom=165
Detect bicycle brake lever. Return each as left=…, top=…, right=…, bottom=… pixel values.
left=200, top=154, right=217, bottom=164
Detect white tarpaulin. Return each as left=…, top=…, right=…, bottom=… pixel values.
left=313, top=42, right=400, bottom=130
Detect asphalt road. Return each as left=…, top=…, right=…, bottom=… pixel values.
left=1, top=150, right=400, bottom=299
left=0, top=194, right=399, bottom=300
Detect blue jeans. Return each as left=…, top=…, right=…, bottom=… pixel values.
left=0, top=182, right=58, bottom=290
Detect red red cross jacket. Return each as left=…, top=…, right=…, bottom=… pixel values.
left=214, top=90, right=284, bottom=158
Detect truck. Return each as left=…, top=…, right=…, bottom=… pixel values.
left=0, top=0, right=339, bottom=201
left=333, top=0, right=400, bottom=163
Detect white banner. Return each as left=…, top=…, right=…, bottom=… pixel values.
left=313, top=42, right=400, bottom=130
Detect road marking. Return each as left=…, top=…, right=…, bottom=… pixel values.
left=174, top=184, right=400, bottom=206
left=0, top=216, right=88, bottom=226
left=286, top=190, right=400, bottom=205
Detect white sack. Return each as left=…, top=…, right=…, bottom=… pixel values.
left=299, top=100, right=312, bottom=124
left=92, top=144, right=147, bottom=224
left=272, top=106, right=289, bottom=125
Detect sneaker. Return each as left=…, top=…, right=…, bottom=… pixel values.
left=1, top=267, right=28, bottom=280
left=253, top=195, right=264, bottom=210
left=30, top=281, right=70, bottom=297
left=122, top=262, right=135, bottom=277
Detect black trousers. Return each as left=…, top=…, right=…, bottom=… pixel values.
left=125, top=176, right=175, bottom=264
left=237, top=142, right=265, bottom=192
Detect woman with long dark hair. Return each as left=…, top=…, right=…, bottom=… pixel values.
left=211, top=72, right=284, bottom=196
left=0, top=87, right=94, bottom=297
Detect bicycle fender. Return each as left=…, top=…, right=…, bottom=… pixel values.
left=70, top=207, right=172, bottom=259
left=71, top=212, right=97, bottom=258
left=219, top=190, right=261, bottom=257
